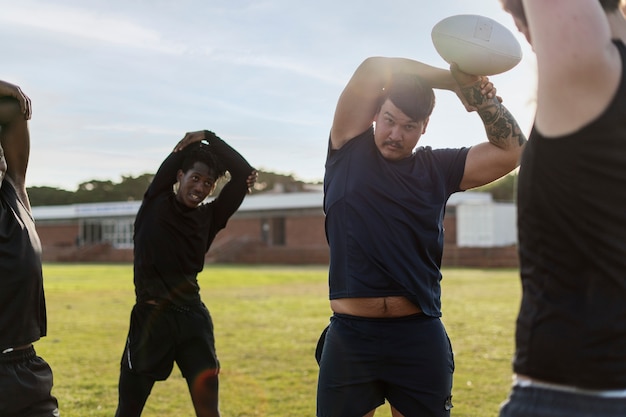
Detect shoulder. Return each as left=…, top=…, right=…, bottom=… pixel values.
left=327, top=127, right=374, bottom=158
left=537, top=39, right=623, bottom=136
left=531, top=3, right=622, bottom=136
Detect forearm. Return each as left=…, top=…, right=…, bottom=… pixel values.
left=360, top=57, right=456, bottom=91
left=204, top=131, right=254, bottom=179
left=460, top=81, right=527, bottom=150
left=208, top=134, right=254, bottom=223
left=0, top=97, right=30, bottom=187
left=145, top=147, right=187, bottom=198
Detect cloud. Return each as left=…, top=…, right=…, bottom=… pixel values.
left=2, top=0, right=536, bottom=191
left=84, top=124, right=183, bottom=136
left=0, top=1, right=183, bottom=53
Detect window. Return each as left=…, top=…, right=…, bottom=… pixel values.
left=260, top=217, right=286, bottom=246
left=79, top=218, right=134, bottom=249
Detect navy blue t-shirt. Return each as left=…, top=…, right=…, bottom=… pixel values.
left=324, top=127, right=469, bottom=317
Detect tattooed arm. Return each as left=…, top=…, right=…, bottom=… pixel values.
left=456, top=74, right=527, bottom=191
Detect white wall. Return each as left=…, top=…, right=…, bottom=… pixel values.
left=456, top=202, right=517, bottom=247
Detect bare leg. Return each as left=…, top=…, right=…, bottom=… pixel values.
left=391, top=405, right=406, bottom=417
left=187, top=372, right=220, bottom=417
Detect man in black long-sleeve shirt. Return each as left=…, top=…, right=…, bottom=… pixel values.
left=115, top=130, right=257, bottom=417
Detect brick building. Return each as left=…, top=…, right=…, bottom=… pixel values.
left=32, top=191, right=518, bottom=267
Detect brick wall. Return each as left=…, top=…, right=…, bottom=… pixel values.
left=36, top=222, right=79, bottom=248
left=35, top=209, right=519, bottom=267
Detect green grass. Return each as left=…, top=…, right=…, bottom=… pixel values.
left=36, top=264, right=520, bottom=417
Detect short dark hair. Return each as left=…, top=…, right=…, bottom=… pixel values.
left=501, top=0, right=622, bottom=27
left=382, top=73, right=435, bottom=122
left=181, top=142, right=226, bottom=179
left=599, top=0, right=623, bottom=11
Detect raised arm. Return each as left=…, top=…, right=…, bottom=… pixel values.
left=176, top=130, right=255, bottom=222
left=454, top=66, right=527, bottom=190
left=330, top=57, right=460, bottom=150
left=203, top=131, right=255, bottom=182
left=206, top=132, right=255, bottom=221
left=522, top=0, right=621, bottom=136
left=0, top=80, right=33, bottom=209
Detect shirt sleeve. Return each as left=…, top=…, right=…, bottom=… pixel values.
left=143, top=149, right=187, bottom=200
left=205, top=134, right=255, bottom=238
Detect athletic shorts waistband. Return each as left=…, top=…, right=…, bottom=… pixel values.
left=333, top=311, right=428, bottom=323
left=514, top=374, right=626, bottom=398
left=142, top=299, right=203, bottom=313
left=0, top=345, right=36, bottom=364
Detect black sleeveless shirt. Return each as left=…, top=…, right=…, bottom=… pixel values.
left=0, top=180, right=47, bottom=350
left=514, top=40, right=626, bottom=389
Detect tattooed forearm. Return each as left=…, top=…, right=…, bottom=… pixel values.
left=461, top=82, right=527, bottom=149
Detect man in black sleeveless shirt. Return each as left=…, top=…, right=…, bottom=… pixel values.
left=498, top=1, right=626, bottom=416
left=114, top=130, right=256, bottom=417
left=0, top=80, right=59, bottom=417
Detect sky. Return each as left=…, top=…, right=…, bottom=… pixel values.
left=0, top=0, right=537, bottom=191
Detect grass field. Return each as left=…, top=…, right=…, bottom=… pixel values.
left=35, top=264, right=521, bottom=417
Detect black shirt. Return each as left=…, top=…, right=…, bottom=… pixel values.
left=0, top=180, right=47, bottom=350
left=514, top=40, right=626, bottom=389
left=133, top=137, right=253, bottom=306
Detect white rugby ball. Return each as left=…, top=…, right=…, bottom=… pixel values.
left=431, top=14, right=522, bottom=76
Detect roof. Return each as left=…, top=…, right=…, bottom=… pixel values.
left=32, top=191, right=324, bottom=221
left=32, top=201, right=141, bottom=220
left=31, top=190, right=491, bottom=221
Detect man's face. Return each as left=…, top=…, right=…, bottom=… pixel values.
left=373, top=99, right=428, bottom=161
left=175, top=161, right=217, bottom=208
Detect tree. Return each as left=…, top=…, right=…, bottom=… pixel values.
left=27, top=171, right=319, bottom=206
left=27, top=186, right=75, bottom=207
left=472, top=172, right=518, bottom=202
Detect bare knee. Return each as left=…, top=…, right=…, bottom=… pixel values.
left=189, top=373, right=220, bottom=417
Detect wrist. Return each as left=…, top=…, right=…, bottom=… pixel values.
left=460, top=80, right=496, bottom=109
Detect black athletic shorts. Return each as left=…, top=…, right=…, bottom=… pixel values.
left=0, top=346, right=59, bottom=417
left=121, top=302, right=219, bottom=381
left=316, top=313, right=454, bottom=417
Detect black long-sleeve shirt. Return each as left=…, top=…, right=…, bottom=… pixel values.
left=133, top=135, right=253, bottom=305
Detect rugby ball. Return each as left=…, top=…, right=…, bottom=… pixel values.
left=431, top=14, right=522, bottom=76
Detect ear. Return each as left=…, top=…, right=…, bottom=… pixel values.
left=176, top=169, right=184, bottom=182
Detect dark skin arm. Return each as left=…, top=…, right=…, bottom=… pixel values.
left=0, top=80, right=33, bottom=210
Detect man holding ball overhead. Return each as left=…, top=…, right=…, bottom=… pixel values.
left=497, top=0, right=626, bottom=416
left=316, top=55, right=526, bottom=416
